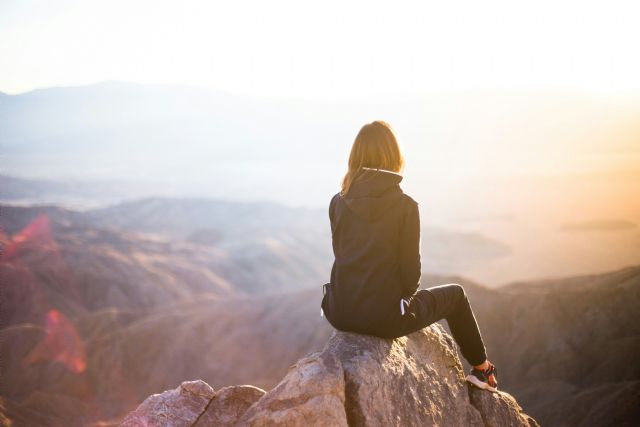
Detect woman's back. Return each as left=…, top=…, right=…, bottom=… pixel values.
left=323, top=167, right=421, bottom=336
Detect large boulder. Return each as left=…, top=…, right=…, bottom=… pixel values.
left=121, top=324, right=539, bottom=426
left=120, top=381, right=265, bottom=427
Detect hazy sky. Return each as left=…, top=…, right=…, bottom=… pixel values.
left=2, top=0, right=640, bottom=97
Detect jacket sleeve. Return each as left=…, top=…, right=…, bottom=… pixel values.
left=398, top=201, right=422, bottom=298
left=329, top=193, right=338, bottom=234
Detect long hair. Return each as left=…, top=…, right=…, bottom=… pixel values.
left=340, top=120, right=405, bottom=196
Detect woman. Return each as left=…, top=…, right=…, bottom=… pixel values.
left=321, top=120, right=498, bottom=392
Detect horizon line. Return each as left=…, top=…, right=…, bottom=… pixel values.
left=3, top=79, right=640, bottom=99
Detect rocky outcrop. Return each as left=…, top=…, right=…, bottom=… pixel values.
left=120, top=324, right=538, bottom=426
left=120, top=381, right=266, bottom=427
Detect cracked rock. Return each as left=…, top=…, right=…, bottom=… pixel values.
left=121, top=324, right=538, bottom=426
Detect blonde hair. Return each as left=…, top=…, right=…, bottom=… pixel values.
left=340, top=120, right=405, bottom=196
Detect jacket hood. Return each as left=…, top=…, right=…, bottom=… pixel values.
left=343, top=168, right=404, bottom=222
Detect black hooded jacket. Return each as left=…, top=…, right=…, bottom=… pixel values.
left=321, top=167, right=422, bottom=337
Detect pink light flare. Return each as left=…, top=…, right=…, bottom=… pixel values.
left=24, top=308, right=87, bottom=374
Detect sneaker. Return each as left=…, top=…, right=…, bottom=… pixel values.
left=465, top=361, right=498, bottom=392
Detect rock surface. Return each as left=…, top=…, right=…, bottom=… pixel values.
left=119, top=380, right=214, bottom=427
left=120, top=381, right=265, bottom=427
left=121, top=324, right=538, bottom=426
left=195, top=386, right=266, bottom=427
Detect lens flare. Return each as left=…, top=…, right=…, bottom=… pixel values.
left=3, top=214, right=55, bottom=260
left=24, top=309, right=87, bottom=374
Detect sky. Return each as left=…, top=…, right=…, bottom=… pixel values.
left=1, top=0, right=639, bottom=283
left=2, top=0, right=640, bottom=97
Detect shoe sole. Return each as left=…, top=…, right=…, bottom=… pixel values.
left=465, top=374, right=498, bottom=393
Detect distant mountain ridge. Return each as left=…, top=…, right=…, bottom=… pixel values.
left=0, top=174, right=167, bottom=208
left=446, top=266, right=640, bottom=426
left=0, top=197, right=512, bottom=290
left=2, top=201, right=639, bottom=426
left=3, top=81, right=639, bottom=206
left=2, top=214, right=638, bottom=425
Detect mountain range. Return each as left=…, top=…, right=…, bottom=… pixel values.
left=2, top=82, right=639, bottom=285
left=1, top=198, right=638, bottom=426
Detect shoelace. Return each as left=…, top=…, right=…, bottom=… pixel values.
left=482, top=364, right=498, bottom=387
left=484, top=364, right=497, bottom=378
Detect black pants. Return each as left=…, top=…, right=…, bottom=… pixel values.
left=395, top=284, right=488, bottom=366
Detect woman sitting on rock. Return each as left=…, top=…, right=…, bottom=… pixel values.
left=321, top=120, right=498, bottom=392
